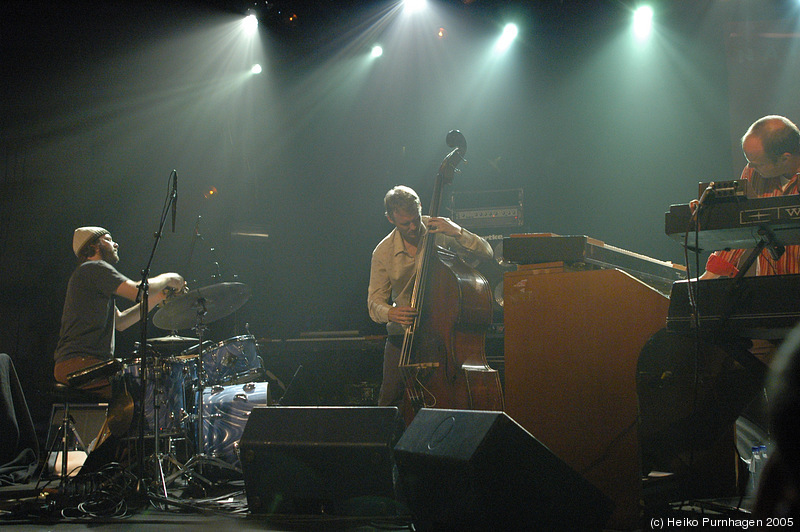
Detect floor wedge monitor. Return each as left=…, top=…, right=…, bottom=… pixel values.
left=239, top=406, right=404, bottom=517
left=393, top=408, right=614, bottom=531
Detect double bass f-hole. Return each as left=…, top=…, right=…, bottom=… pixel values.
left=398, top=130, right=503, bottom=425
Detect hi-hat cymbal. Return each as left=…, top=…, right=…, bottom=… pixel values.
left=148, top=334, right=199, bottom=345
left=152, top=282, right=250, bottom=331
left=145, top=334, right=201, bottom=355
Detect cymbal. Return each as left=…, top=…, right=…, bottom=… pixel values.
left=148, top=335, right=200, bottom=345
left=152, top=282, right=250, bottom=331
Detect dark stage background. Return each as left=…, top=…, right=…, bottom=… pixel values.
left=2, top=0, right=799, bottom=432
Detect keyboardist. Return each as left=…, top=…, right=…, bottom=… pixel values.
left=686, top=116, right=800, bottom=365
left=696, top=115, right=800, bottom=280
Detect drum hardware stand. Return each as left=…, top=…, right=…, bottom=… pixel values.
left=174, top=304, right=242, bottom=487
left=146, top=361, right=191, bottom=498
left=149, top=283, right=252, bottom=488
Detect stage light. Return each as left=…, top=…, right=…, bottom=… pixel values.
left=403, top=0, right=427, bottom=13
left=633, top=5, right=654, bottom=40
left=243, top=13, right=258, bottom=35
left=371, top=45, right=384, bottom=58
left=251, top=64, right=263, bottom=74
left=437, top=27, right=447, bottom=40
left=204, top=187, right=218, bottom=199
left=495, top=23, right=519, bottom=53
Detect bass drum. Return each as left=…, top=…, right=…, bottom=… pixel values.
left=201, top=335, right=263, bottom=386
left=199, top=382, right=269, bottom=467
left=120, top=357, right=195, bottom=436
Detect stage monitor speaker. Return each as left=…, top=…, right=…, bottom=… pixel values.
left=393, top=408, right=614, bottom=531
left=239, top=406, right=404, bottom=517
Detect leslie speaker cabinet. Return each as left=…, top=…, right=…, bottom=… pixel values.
left=504, top=264, right=671, bottom=530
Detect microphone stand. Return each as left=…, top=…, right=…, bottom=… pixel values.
left=199, top=225, right=225, bottom=283
left=185, top=216, right=229, bottom=287
left=184, top=216, right=201, bottom=286
left=133, top=172, right=177, bottom=500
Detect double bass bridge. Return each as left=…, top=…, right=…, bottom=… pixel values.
left=402, top=362, right=440, bottom=369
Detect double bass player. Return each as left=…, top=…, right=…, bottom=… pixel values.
left=367, top=185, right=493, bottom=408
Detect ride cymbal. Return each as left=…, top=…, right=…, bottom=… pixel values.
left=152, top=282, right=250, bottom=331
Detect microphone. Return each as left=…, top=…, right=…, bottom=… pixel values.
left=171, top=170, right=178, bottom=233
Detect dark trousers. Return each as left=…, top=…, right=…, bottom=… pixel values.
left=378, top=336, right=405, bottom=407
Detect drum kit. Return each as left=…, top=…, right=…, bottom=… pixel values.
left=115, top=281, right=269, bottom=489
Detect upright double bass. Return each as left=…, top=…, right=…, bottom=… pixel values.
left=399, top=130, right=504, bottom=424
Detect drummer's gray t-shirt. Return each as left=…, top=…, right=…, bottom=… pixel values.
left=54, top=260, right=129, bottom=364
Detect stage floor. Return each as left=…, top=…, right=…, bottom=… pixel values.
left=0, top=478, right=413, bottom=532
left=1, top=478, right=757, bottom=532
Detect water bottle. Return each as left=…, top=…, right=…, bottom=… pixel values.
left=759, top=444, right=769, bottom=480
left=749, top=445, right=762, bottom=493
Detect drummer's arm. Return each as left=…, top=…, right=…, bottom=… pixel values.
left=114, top=273, right=186, bottom=331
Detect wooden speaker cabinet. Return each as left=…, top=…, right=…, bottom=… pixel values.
left=504, top=265, right=670, bottom=530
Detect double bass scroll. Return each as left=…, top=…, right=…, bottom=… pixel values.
left=398, top=130, right=504, bottom=425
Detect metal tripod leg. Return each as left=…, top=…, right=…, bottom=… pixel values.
left=36, top=402, right=89, bottom=489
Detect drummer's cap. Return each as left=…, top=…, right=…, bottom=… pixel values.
left=73, top=226, right=109, bottom=257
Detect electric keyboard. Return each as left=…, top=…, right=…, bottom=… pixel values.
left=666, top=274, right=800, bottom=339
left=665, top=195, right=800, bottom=251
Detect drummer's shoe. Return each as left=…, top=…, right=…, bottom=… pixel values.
left=76, top=434, right=126, bottom=478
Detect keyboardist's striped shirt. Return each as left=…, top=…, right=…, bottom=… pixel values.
left=706, top=167, right=800, bottom=276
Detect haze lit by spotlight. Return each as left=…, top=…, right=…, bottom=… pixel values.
left=495, top=23, right=519, bottom=53
left=633, top=5, right=654, bottom=40
left=403, top=0, right=427, bottom=13
left=371, top=45, right=384, bottom=58
left=251, top=64, right=263, bottom=74
left=243, top=13, right=258, bottom=35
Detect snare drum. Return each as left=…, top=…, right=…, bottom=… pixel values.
left=120, top=358, right=193, bottom=435
left=200, top=382, right=269, bottom=466
left=200, top=335, right=262, bottom=386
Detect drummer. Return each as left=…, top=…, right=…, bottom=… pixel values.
left=54, top=227, right=186, bottom=399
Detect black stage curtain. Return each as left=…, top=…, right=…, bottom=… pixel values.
left=0, top=353, right=39, bottom=485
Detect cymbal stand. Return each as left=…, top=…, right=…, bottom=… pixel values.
left=175, top=301, right=240, bottom=487
left=147, top=359, right=189, bottom=499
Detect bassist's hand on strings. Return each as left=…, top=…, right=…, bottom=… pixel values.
left=426, top=216, right=463, bottom=238
left=389, top=305, right=418, bottom=327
